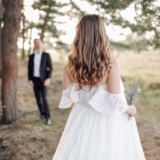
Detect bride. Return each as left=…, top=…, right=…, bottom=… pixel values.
left=52, top=14, right=146, bottom=160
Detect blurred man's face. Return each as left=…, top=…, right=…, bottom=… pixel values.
left=34, top=39, right=42, bottom=50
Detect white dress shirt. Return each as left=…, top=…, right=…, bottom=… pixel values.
left=34, top=50, right=43, bottom=77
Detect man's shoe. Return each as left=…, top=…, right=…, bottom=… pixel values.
left=40, top=115, right=45, bottom=120
left=46, top=119, right=51, bottom=125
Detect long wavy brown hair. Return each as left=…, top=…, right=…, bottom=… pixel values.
left=68, top=14, right=110, bottom=89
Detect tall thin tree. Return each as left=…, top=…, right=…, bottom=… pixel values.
left=1, top=0, right=23, bottom=124
left=22, top=10, right=26, bottom=59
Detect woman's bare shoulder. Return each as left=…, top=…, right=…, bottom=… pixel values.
left=109, top=55, right=119, bottom=64
left=64, top=62, right=75, bottom=82
left=108, top=55, right=120, bottom=70
left=64, top=62, right=71, bottom=73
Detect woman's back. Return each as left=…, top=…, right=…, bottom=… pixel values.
left=64, top=55, right=121, bottom=95
left=52, top=14, right=146, bottom=160
left=53, top=62, right=146, bottom=160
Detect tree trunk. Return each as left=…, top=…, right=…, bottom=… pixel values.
left=40, top=5, right=51, bottom=42
left=22, top=11, right=25, bottom=60
left=1, top=0, right=23, bottom=124
left=0, top=0, right=2, bottom=78
left=28, top=27, right=33, bottom=56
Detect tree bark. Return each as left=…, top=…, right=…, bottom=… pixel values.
left=22, top=11, right=25, bottom=60
left=1, top=0, right=23, bottom=124
left=0, top=0, right=2, bottom=78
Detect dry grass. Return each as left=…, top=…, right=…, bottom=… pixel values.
left=0, top=51, right=160, bottom=160
left=119, top=52, right=160, bottom=121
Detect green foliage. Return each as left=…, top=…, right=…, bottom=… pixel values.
left=88, top=0, right=134, bottom=10
left=20, top=0, right=85, bottom=53
left=88, top=0, right=160, bottom=49
left=19, top=0, right=160, bottom=53
left=111, top=34, right=148, bottom=52
left=135, top=0, right=160, bottom=48
left=31, top=0, right=85, bottom=41
left=32, top=1, right=66, bottom=42
left=55, top=41, right=70, bottom=52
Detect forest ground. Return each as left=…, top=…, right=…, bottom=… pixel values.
left=0, top=50, right=160, bottom=160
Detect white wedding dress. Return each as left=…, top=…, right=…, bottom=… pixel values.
left=52, top=79, right=146, bottom=160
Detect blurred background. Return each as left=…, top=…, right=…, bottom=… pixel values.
left=0, top=0, right=160, bottom=160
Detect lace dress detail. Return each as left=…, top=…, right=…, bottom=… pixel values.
left=88, top=85, right=128, bottom=116
left=59, top=83, right=79, bottom=108
left=52, top=79, right=146, bottom=160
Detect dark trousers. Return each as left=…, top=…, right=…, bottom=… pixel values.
left=32, top=77, right=50, bottom=119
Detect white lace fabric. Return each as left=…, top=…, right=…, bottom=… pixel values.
left=88, top=86, right=128, bottom=116
left=59, top=79, right=128, bottom=116
left=59, top=83, right=79, bottom=108
left=53, top=79, right=146, bottom=160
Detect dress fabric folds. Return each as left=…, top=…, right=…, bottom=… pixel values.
left=52, top=80, right=146, bottom=160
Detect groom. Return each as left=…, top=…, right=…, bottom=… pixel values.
left=28, top=39, right=53, bottom=125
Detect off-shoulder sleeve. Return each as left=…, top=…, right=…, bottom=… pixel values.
left=89, top=79, right=128, bottom=116
left=59, top=83, right=79, bottom=108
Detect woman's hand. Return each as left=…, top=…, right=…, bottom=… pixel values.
left=125, top=105, right=137, bottom=117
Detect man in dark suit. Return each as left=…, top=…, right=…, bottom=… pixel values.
left=28, top=39, right=53, bottom=125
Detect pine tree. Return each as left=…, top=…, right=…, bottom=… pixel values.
left=87, top=0, right=160, bottom=48
left=30, top=0, right=84, bottom=47
left=1, top=0, right=23, bottom=124
left=135, top=0, right=160, bottom=48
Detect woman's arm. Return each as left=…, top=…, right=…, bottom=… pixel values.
left=62, top=65, right=75, bottom=109
left=107, top=57, right=136, bottom=116
left=63, top=65, right=73, bottom=90
left=107, top=57, right=121, bottom=94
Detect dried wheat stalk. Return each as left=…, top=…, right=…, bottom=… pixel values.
left=125, top=85, right=141, bottom=120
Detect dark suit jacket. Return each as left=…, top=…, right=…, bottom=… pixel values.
left=28, top=52, right=53, bottom=82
